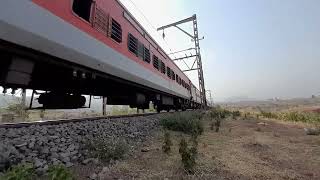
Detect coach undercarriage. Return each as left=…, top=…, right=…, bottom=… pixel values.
left=0, top=40, right=198, bottom=111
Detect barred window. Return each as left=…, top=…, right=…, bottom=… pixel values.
left=171, top=71, right=175, bottom=80
left=128, top=33, right=138, bottom=55
left=138, top=42, right=144, bottom=59
left=160, top=61, right=166, bottom=74
left=144, top=47, right=150, bottom=63
left=167, top=67, right=171, bottom=78
left=111, top=19, right=122, bottom=43
left=153, top=55, right=159, bottom=70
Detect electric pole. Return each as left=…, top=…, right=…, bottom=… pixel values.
left=157, top=14, right=207, bottom=107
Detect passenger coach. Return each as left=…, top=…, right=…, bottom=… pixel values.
left=0, top=0, right=202, bottom=112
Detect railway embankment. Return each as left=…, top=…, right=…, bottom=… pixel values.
left=0, top=114, right=164, bottom=174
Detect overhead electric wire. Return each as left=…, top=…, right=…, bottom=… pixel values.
left=125, top=0, right=178, bottom=59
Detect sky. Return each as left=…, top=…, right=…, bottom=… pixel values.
left=120, top=0, right=320, bottom=102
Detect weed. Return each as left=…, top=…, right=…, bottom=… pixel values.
left=260, top=111, right=278, bottom=119
left=160, top=112, right=204, bottom=136
left=215, top=118, right=221, bottom=132
left=179, top=137, right=197, bottom=173
left=39, top=109, right=45, bottom=119
left=179, top=137, right=188, bottom=154
left=162, top=131, right=172, bottom=154
left=209, top=108, right=232, bottom=119
left=1, top=163, right=35, bottom=180
left=259, top=111, right=320, bottom=124
left=48, top=164, right=74, bottom=180
left=232, top=111, right=241, bottom=119
left=210, top=122, right=214, bottom=130
left=5, top=103, right=29, bottom=121
left=86, top=137, right=129, bottom=162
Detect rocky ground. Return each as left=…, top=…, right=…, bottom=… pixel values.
left=0, top=114, right=163, bottom=176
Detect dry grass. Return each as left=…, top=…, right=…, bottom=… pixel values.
left=89, top=115, right=320, bottom=180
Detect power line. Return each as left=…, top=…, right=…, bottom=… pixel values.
left=125, top=0, right=178, bottom=59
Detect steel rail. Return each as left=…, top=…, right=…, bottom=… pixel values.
left=0, top=112, right=163, bottom=129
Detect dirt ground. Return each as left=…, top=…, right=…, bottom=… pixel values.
left=75, top=117, right=320, bottom=180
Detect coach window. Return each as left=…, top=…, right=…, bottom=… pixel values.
left=172, top=71, right=175, bottom=80
left=72, top=0, right=92, bottom=22
left=144, top=47, right=151, bottom=63
left=138, top=42, right=144, bottom=60
left=128, top=33, right=138, bottom=55
left=160, top=61, right=166, bottom=74
left=153, top=55, right=159, bottom=70
left=166, top=67, right=171, bottom=78
left=111, top=19, right=122, bottom=43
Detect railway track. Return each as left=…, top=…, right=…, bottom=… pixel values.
left=0, top=112, right=166, bottom=129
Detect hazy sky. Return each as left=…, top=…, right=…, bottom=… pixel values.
left=120, top=0, right=320, bottom=102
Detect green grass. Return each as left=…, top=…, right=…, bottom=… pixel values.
left=1, top=163, right=35, bottom=180
left=48, top=164, right=74, bottom=180
left=160, top=111, right=204, bottom=136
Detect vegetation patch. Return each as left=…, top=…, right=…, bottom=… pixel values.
left=48, top=164, right=74, bottom=180
left=86, top=136, right=129, bottom=162
left=162, top=131, right=172, bottom=154
left=179, top=137, right=198, bottom=173
left=1, top=163, right=35, bottom=180
left=258, top=110, right=320, bottom=124
left=160, top=111, right=204, bottom=135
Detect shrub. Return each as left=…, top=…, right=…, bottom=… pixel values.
left=215, top=118, right=221, bottom=132
left=86, top=137, right=129, bottom=162
left=232, top=111, right=241, bottom=118
left=1, top=163, right=35, bottom=180
left=162, top=131, right=172, bottom=154
left=5, top=103, right=29, bottom=120
left=48, top=164, right=74, bottom=180
left=209, top=108, right=232, bottom=120
left=278, top=112, right=320, bottom=124
left=179, top=137, right=188, bottom=154
left=260, top=111, right=278, bottom=119
left=179, top=138, right=197, bottom=173
left=160, top=112, right=204, bottom=136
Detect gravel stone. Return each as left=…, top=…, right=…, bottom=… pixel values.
left=0, top=114, right=162, bottom=170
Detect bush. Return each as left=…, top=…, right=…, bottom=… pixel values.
left=257, top=110, right=320, bottom=124
left=215, top=118, right=221, bottom=132
left=160, top=112, right=204, bottom=136
left=209, top=108, right=232, bottom=119
left=278, top=112, right=320, bottom=124
left=1, top=163, right=35, bottom=180
left=260, top=111, right=278, bottom=119
left=179, top=138, right=197, bottom=173
left=86, top=137, right=129, bottom=162
left=5, top=103, right=29, bottom=120
left=232, top=111, right=241, bottom=118
left=162, top=131, right=172, bottom=154
left=48, top=164, right=74, bottom=180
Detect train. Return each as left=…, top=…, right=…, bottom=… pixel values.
left=0, top=0, right=204, bottom=112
